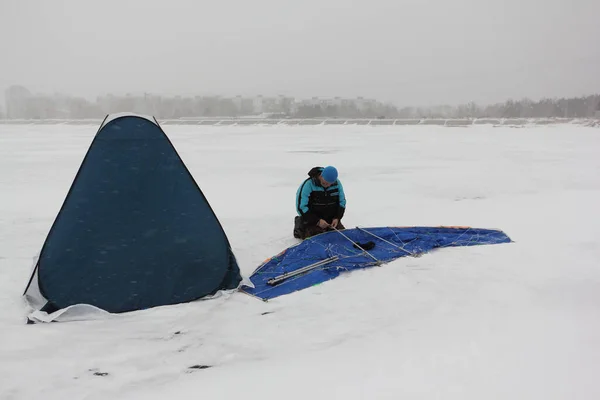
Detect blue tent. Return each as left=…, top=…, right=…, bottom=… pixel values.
left=241, top=226, right=511, bottom=301
left=24, top=113, right=241, bottom=320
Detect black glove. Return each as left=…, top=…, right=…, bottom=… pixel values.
left=353, top=241, right=375, bottom=250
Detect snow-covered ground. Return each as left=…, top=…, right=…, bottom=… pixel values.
left=1, top=123, right=599, bottom=399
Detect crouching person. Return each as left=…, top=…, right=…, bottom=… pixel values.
left=293, top=166, right=346, bottom=239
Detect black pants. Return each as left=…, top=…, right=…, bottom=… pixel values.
left=293, top=215, right=345, bottom=239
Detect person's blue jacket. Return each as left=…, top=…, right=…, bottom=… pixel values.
left=296, top=167, right=346, bottom=225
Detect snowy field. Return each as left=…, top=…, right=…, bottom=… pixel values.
left=1, top=123, right=599, bottom=399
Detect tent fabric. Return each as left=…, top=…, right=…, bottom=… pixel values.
left=241, top=226, right=512, bottom=300
left=24, top=113, right=241, bottom=320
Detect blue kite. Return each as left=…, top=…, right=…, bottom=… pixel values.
left=241, top=226, right=511, bottom=301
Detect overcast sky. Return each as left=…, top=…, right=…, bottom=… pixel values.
left=1, top=0, right=599, bottom=107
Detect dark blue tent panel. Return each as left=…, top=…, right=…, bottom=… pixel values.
left=241, top=226, right=511, bottom=300
left=26, top=114, right=241, bottom=314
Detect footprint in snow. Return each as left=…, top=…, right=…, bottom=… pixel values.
left=186, top=365, right=212, bottom=373
left=88, top=368, right=109, bottom=377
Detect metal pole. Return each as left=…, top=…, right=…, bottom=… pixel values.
left=267, top=256, right=339, bottom=286
left=332, top=227, right=381, bottom=264
left=356, top=226, right=419, bottom=257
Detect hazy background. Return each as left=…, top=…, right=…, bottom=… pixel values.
left=1, top=0, right=600, bottom=108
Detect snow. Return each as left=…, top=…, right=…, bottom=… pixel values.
left=1, top=123, right=600, bottom=399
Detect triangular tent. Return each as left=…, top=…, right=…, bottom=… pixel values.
left=24, top=113, right=241, bottom=322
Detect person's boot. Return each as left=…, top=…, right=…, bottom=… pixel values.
left=293, top=216, right=303, bottom=239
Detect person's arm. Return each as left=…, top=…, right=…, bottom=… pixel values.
left=336, top=180, right=346, bottom=219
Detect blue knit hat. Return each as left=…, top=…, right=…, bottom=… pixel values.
left=321, top=166, right=338, bottom=183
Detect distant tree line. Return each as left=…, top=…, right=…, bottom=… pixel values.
left=399, top=95, right=600, bottom=119
left=294, top=102, right=401, bottom=119
left=3, top=85, right=600, bottom=119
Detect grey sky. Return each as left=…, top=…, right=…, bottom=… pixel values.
left=1, top=0, right=599, bottom=107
